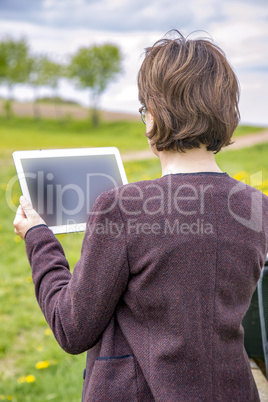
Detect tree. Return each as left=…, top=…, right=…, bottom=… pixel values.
left=29, top=55, right=63, bottom=119
left=69, top=44, right=122, bottom=125
left=45, top=59, right=65, bottom=120
left=0, top=37, right=31, bottom=117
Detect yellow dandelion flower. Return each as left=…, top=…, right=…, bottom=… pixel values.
left=17, top=376, right=26, bottom=384
left=237, top=170, right=247, bottom=176
left=0, top=396, right=6, bottom=400
left=233, top=172, right=247, bottom=182
left=26, top=375, right=36, bottom=383
left=11, top=196, right=19, bottom=207
left=248, top=171, right=263, bottom=189
left=26, top=276, right=32, bottom=283
left=7, top=397, right=12, bottom=401
left=14, top=236, right=21, bottom=243
left=44, top=328, right=52, bottom=336
left=36, top=360, right=50, bottom=369
left=262, top=178, right=268, bottom=187
left=36, top=345, right=43, bottom=352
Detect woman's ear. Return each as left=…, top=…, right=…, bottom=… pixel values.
left=146, top=111, right=154, bottom=133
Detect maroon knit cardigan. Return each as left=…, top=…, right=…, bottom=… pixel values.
left=25, top=173, right=268, bottom=401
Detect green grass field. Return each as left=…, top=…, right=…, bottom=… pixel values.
left=0, top=115, right=148, bottom=158
left=232, top=125, right=266, bottom=137
left=0, top=115, right=265, bottom=159
left=0, top=115, right=268, bottom=401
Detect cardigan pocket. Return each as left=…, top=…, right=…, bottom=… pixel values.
left=87, top=354, right=138, bottom=401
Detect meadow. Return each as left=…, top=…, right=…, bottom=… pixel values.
left=0, top=115, right=268, bottom=401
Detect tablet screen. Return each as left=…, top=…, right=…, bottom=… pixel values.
left=13, top=148, right=128, bottom=234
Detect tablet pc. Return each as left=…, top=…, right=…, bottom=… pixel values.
left=13, top=147, right=128, bottom=234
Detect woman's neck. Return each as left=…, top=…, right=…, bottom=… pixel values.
left=156, top=145, right=223, bottom=176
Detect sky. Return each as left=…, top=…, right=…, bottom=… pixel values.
left=0, top=0, right=268, bottom=126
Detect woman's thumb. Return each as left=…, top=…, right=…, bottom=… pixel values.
left=20, top=196, right=34, bottom=218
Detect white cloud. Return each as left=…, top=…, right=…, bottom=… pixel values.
left=190, top=0, right=222, bottom=23
left=0, top=0, right=267, bottom=125
left=209, top=1, right=268, bottom=67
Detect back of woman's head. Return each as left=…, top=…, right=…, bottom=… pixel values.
left=138, top=30, right=240, bottom=153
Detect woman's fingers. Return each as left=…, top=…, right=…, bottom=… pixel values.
left=13, top=196, right=46, bottom=239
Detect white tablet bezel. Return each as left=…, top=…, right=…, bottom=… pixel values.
left=12, top=147, right=128, bottom=234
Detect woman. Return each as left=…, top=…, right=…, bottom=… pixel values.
left=14, top=31, right=268, bottom=401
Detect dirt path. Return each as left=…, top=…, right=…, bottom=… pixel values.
left=227, top=130, right=268, bottom=150
left=122, top=130, right=268, bottom=161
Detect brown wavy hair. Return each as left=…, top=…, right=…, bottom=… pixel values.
left=138, top=30, right=240, bottom=153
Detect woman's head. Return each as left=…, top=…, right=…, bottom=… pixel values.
left=138, top=30, right=240, bottom=153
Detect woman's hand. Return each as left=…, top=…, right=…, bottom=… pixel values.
left=13, top=196, right=46, bottom=239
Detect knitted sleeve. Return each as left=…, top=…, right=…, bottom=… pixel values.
left=25, top=190, right=129, bottom=354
